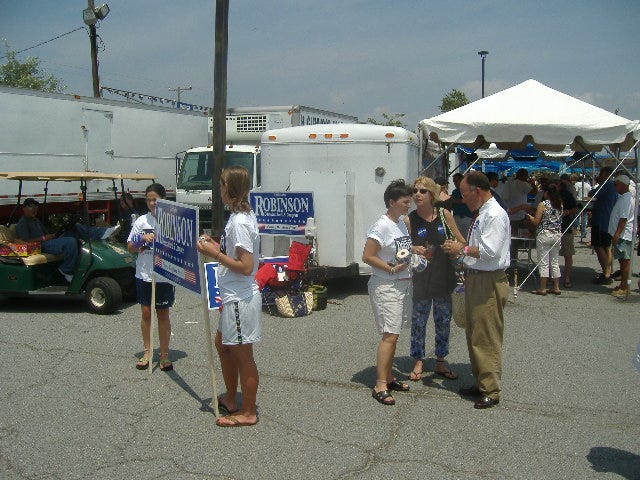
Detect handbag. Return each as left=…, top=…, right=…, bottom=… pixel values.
left=438, top=207, right=463, bottom=294
left=274, top=291, right=313, bottom=318
left=451, top=283, right=466, bottom=328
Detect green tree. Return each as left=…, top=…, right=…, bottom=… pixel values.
left=0, top=41, right=64, bottom=93
left=367, top=112, right=407, bottom=129
left=439, top=89, right=468, bottom=112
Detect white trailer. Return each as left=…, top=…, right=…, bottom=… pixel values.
left=176, top=105, right=358, bottom=227
left=0, top=86, right=208, bottom=206
left=258, top=124, right=421, bottom=276
left=221, top=104, right=359, bottom=145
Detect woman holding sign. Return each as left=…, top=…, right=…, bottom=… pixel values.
left=127, top=183, right=176, bottom=372
left=196, top=166, right=261, bottom=428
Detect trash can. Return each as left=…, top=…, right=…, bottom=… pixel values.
left=305, top=284, right=327, bottom=311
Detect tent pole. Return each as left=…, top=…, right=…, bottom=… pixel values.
left=628, top=143, right=639, bottom=295
left=462, top=157, right=481, bottom=174
left=566, top=152, right=591, bottom=171
left=603, top=145, right=635, bottom=178
left=423, top=142, right=456, bottom=176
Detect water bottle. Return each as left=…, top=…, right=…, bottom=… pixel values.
left=410, top=253, right=428, bottom=272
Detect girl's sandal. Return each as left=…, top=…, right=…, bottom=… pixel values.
left=159, top=355, right=173, bottom=372
left=135, top=350, right=151, bottom=370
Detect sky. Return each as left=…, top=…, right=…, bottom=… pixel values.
left=1, top=0, right=640, bottom=129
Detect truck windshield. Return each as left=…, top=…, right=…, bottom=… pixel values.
left=177, top=150, right=258, bottom=190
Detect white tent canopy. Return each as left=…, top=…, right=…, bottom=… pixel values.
left=419, top=79, right=640, bottom=152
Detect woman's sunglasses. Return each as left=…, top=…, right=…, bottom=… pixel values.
left=413, top=188, right=428, bottom=194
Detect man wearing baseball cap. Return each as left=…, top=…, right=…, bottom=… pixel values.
left=607, top=175, right=636, bottom=298
left=15, top=198, right=119, bottom=282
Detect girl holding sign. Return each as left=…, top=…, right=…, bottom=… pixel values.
left=197, top=166, right=261, bottom=428
left=128, top=183, right=175, bottom=372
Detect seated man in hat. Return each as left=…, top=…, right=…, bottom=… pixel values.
left=15, top=198, right=119, bottom=282
left=115, top=192, right=140, bottom=244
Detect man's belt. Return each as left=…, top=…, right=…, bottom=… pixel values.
left=464, top=268, right=505, bottom=274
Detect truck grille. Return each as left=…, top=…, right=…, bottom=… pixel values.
left=234, top=114, right=267, bottom=133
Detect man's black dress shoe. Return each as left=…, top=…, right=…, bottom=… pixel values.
left=474, top=395, right=499, bottom=409
left=458, top=385, right=481, bottom=397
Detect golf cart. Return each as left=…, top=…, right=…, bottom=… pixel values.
left=0, top=171, right=156, bottom=314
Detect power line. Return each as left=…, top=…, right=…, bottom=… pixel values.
left=0, top=27, right=85, bottom=60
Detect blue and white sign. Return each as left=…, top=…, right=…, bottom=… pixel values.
left=154, top=199, right=201, bottom=295
left=204, top=262, right=222, bottom=309
left=250, top=191, right=314, bottom=236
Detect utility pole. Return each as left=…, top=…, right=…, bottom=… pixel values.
left=211, top=0, right=229, bottom=238
left=88, top=0, right=100, bottom=97
left=169, top=85, right=192, bottom=104
left=477, top=50, right=489, bottom=98
left=83, top=1, right=109, bottom=97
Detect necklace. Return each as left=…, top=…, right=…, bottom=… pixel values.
left=419, top=206, right=436, bottom=220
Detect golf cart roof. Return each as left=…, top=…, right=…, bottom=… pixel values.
left=0, top=172, right=156, bottom=182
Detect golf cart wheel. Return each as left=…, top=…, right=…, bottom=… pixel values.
left=85, top=277, right=123, bottom=315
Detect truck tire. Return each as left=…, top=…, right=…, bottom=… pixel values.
left=85, top=277, right=123, bottom=315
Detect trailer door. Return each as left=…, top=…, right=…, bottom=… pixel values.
left=82, top=108, right=113, bottom=172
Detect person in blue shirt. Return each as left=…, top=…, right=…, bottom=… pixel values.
left=588, top=166, right=618, bottom=285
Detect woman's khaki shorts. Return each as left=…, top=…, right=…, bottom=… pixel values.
left=367, top=275, right=412, bottom=335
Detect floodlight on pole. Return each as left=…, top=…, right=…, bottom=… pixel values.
left=95, top=4, right=110, bottom=20
left=477, top=50, right=489, bottom=98
left=83, top=1, right=110, bottom=98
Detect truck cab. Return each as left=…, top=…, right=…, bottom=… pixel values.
left=176, top=144, right=260, bottom=227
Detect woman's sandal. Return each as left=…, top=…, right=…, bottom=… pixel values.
left=372, top=389, right=395, bottom=405
left=216, top=415, right=258, bottom=428
left=159, top=355, right=173, bottom=372
left=135, top=350, right=151, bottom=370
left=217, top=395, right=239, bottom=414
left=387, top=379, right=410, bottom=392
left=434, top=359, right=458, bottom=379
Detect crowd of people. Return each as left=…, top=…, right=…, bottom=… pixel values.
left=488, top=168, right=638, bottom=297
left=362, top=166, right=638, bottom=410
left=364, top=171, right=511, bottom=410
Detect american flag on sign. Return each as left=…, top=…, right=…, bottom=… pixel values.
left=153, top=255, right=163, bottom=268
left=184, top=269, right=196, bottom=284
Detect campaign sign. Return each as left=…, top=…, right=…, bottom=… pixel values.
left=204, top=262, right=223, bottom=309
left=153, top=199, right=201, bottom=295
left=250, top=191, right=314, bottom=236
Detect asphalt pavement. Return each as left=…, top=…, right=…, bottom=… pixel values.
left=1, top=238, right=639, bottom=479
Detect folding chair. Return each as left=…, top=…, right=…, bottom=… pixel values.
left=255, top=241, right=313, bottom=314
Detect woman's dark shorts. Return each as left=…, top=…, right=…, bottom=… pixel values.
left=135, top=278, right=175, bottom=308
